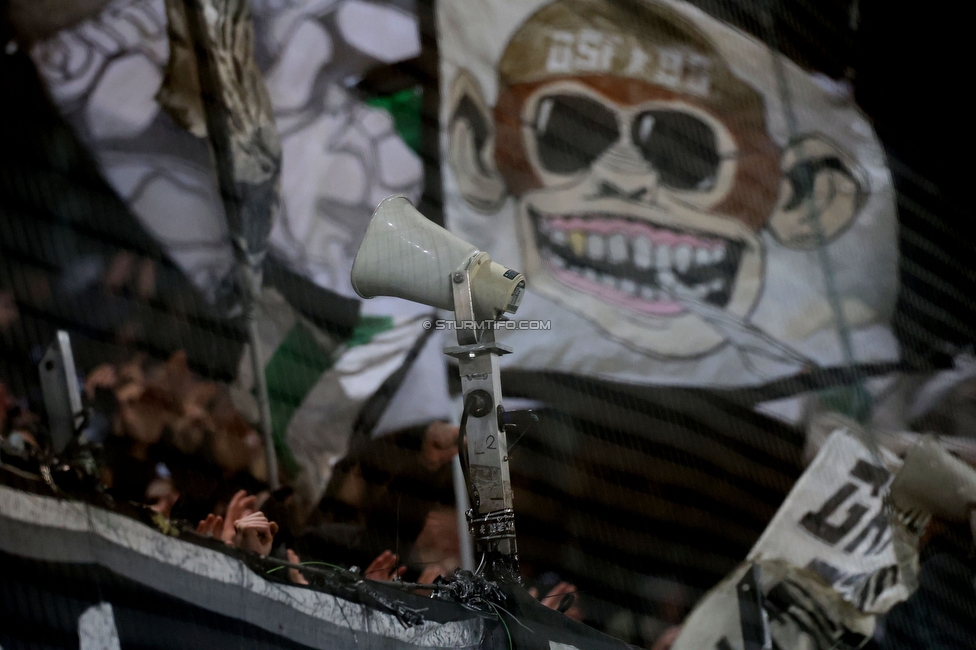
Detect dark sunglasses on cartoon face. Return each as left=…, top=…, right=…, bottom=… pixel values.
left=515, top=80, right=763, bottom=349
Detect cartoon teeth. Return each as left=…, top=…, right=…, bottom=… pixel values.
left=633, top=237, right=652, bottom=268
left=588, top=234, right=605, bottom=260
left=657, top=269, right=678, bottom=289
left=540, top=217, right=740, bottom=308
left=570, top=231, right=586, bottom=256
left=674, top=244, right=692, bottom=274
left=684, top=283, right=710, bottom=299
left=695, top=247, right=710, bottom=266
left=608, top=234, right=628, bottom=263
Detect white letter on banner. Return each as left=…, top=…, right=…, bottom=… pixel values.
left=78, top=602, right=121, bottom=650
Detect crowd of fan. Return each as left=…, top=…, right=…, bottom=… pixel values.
left=0, top=350, right=588, bottom=634
left=8, top=345, right=976, bottom=649
left=8, top=350, right=976, bottom=649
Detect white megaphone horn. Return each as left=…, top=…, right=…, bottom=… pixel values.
left=351, top=196, right=525, bottom=320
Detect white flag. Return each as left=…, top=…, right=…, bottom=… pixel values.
left=672, top=427, right=925, bottom=650
left=437, top=0, right=898, bottom=387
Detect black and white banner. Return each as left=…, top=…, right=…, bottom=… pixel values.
left=672, top=428, right=925, bottom=649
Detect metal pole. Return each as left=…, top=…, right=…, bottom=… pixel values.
left=180, top=0, right=283, bottom=489
left=452, top=454, right=475, bottom=571
left=443, top=269, right=519, bottom=579
left=245, top=292, right=278, bottom=489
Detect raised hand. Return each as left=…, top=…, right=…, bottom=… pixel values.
left=286, top=549, right=308, bottom=586
left=420, top=421, right=460, bottom=472
left=417, top=565, right=443, bottom=584
left=233, top=511, right=278, bottom=556
left=84, top=364, right=117, bottom=400
left=363, top=550, right=406, bottom=581
left=221, top=490, right=257, bottom=544
left=196, top=513, right=224, bottom=538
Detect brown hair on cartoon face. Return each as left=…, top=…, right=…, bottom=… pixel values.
left=446, top=0, right=868, bottom=358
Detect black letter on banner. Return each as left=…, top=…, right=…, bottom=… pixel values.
left=851, top=460, right=890, bottom=496
left=800, top=483, right=868, bottom=545
left=766, top=581, right=837, bottom=648
left=843, top=509, right=890, bottom=555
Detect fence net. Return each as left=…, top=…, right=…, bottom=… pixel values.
left=1, top=0, right=973, bottom=648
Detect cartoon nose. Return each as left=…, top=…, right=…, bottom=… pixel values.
left=589, top=140, right=660, bottom=202
left=593, top=180, right=651, bottom=202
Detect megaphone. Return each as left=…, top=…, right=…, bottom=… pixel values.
left=354, top=197, right=528, bottom=573
left=351, top=196, right=525, bottom=321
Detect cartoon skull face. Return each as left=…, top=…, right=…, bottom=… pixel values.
left=447, top=0, right=866, bottom=358
left=512, top=77, right=767, bottom=357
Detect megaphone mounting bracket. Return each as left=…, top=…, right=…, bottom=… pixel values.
left=443, top=270, right=519, bottom=580
left=450, top=267, right=484, bottom=346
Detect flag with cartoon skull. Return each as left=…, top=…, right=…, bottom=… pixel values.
left=439, top=0, right=898, bottom=387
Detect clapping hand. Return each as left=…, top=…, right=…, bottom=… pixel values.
left=286, top=549, right=309, bottom=585
left=221, top=489, right=257, bottom=544
left=196, top=513, right=224, bottom=538
left=233, top=511, right=278, bottom=556
left=363, top=550, right=406, bottom=581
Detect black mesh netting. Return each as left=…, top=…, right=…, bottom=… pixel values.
left=1, top=0, right=974, bottom=648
